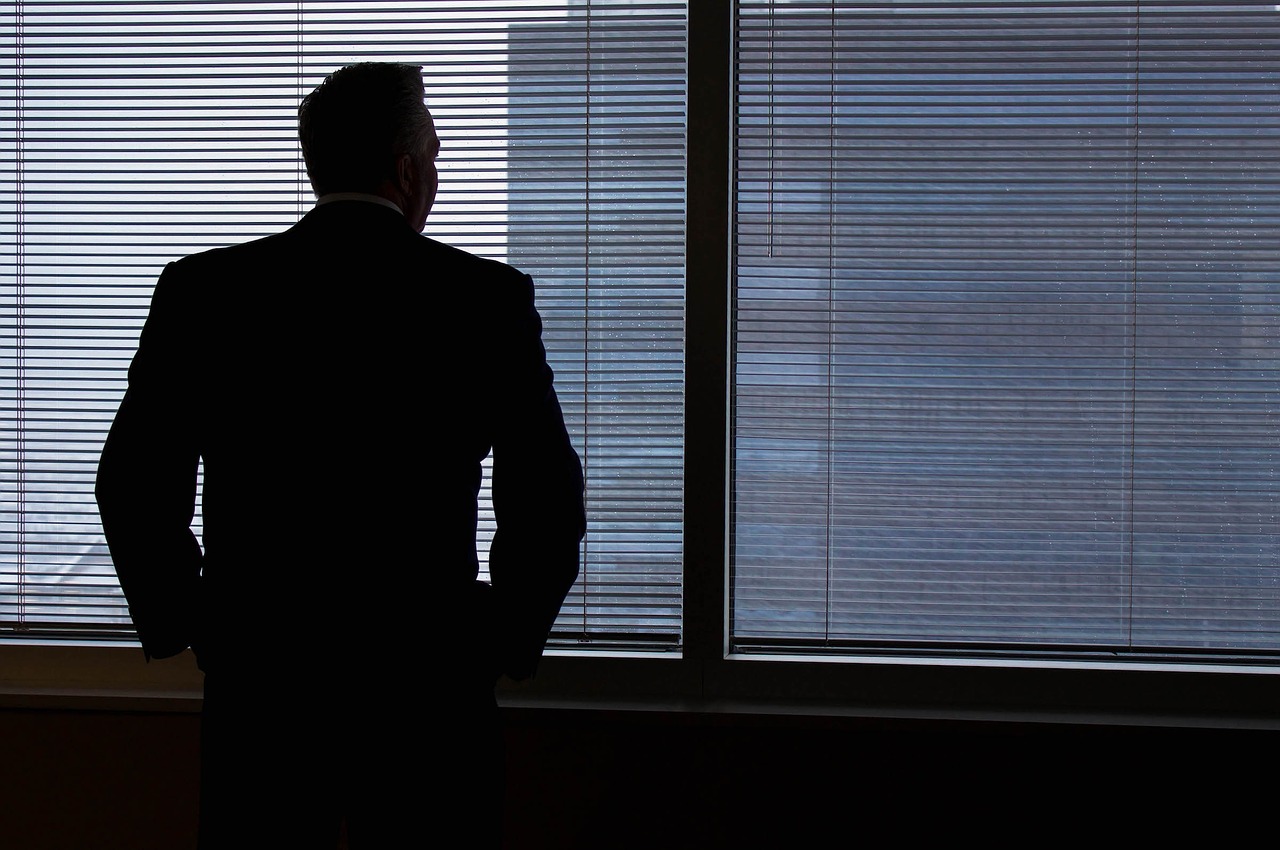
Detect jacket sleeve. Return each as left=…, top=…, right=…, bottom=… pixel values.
left=487, top=271, right=586, bottom=682
left=95, top=262, right=203, bottom=661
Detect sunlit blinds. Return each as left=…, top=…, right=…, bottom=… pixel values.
left=0, top=1, right=686, bottom=647
left=734, top=0, right=1280, bottom=655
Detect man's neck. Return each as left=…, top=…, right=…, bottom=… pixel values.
left=314, top=192, right=404, bottom=216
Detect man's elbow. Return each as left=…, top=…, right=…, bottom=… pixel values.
left=94, top=459, right=125, bottom=524
left=571, top=495, right=587, bottom=542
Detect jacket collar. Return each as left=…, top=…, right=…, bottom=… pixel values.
left=314, top=192, right=404, bottom=217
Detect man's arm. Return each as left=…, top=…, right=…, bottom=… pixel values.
left=95, top=263, right=203, bottom=661
left=487, top=272, right=586, bottom=682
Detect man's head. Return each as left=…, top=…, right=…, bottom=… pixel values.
left=298, top=62, right=440, bottom=231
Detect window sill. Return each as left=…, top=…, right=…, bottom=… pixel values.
left=4, top=641, right=1280, bottom=732
left=0, top=641, right=202, bottom=712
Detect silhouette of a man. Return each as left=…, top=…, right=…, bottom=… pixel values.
left=95, top=62, right=586, bottom=849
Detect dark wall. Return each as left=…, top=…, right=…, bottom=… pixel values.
left=2, top=705, right=1274, bottom=849
left=0, top=707, right=199, bottom=850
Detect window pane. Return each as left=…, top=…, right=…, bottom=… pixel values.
left=732, top=0, right=1280, bottom=656
left=0, top=1, right=688, bottom=649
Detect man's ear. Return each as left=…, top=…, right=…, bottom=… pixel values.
left=396, top=152, right=416, bottom=195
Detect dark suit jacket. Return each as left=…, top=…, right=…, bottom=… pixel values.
left=95, top=200, right=586, bottom=686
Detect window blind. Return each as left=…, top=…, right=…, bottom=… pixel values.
left=0, top=0, right=686, bottom=648
left=733, top=0, right=1280, bottom=657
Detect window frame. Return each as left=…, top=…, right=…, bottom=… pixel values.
left=4, top=0, right=1280, bottom=730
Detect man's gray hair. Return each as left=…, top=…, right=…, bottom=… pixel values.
left=298, top=62, right=433, bottom=196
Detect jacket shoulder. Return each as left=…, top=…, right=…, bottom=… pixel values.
left=417, top=236, right=531, bottom=288
left=163, top=231, right=290, bottom=274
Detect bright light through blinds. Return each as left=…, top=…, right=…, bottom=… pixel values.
left=733, top=0, right=1280, bottom=657
left=0, top=1, right=687, bottom=648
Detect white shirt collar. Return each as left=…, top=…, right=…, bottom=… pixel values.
left=314, top=192, right=404, bottom=216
